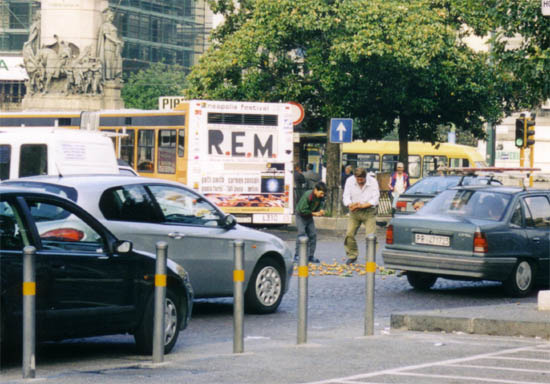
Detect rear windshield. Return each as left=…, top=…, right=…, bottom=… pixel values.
left=407, top=176, right=500, bottom=195
left=419, top=189, right=511, bottom=221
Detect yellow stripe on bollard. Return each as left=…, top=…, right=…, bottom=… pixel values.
left=365, top=262, right=377, bottom=273
left=155, top=274, right=167, bottom=287
left=22, top=282, right=36, bottom=296
left=298, top=265, right=309, bottom=277
left=233, top=269, right=245, bottom=282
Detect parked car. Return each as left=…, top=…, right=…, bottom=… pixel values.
left=383, top=185, right=550, bottom=297
left=6, top=176, right=294, bottom=313
left=393, top=175, right=502, bottom=214
left=0, top=186, right=193, bottom=355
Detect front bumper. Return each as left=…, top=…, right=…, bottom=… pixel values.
left=382, top=248, right=517, bottom=281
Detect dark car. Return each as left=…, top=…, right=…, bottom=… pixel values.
left=393, top=175, right=502, bottom=214
left=383, top=185, right=550, bottom=297
left=0, top=186, right=193, bottom=355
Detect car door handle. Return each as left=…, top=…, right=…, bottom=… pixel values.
left=51, top=263, right=66, bottom=270
left=168, top=232, right=184, bottom=240
left=532, top=237, right=541, bottom=244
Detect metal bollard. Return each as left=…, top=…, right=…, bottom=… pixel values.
left=153, top=241, right=168, bottom=364
left=22, top=246, right=36, bottom=379
left=364, top=234, right=376, bottom=336
left=233, top=240, right=245, bottom=353
left=297, top=236, right=308, bottom=344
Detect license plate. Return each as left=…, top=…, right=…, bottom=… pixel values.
left=415, top=233, right=450, bottom=247
left=253, top=213, right=291, bottom=224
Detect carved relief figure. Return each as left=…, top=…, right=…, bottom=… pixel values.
left=96, top=9, right=123, bottom=81
left=27, top=11, right=41, bottom=55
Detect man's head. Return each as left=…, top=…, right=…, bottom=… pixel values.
left=306, top=163, right=314, bottom=171
left=354, top=167, right=367, bottom=186
left=313, top=181, right=327, bottom=198
left=396, top=162, right=404, bottom=174
left=345, top=165, right=353, bottom=174
left=294, top=164, right=302, bottom=172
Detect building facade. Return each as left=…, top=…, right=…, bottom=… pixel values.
left=0, top=0, right=213, bottom=109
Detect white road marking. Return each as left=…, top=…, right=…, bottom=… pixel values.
left=305, top=343, right=550, bottom=384
left=392, top=371, right=547, bottom=384
left=445, top=363, right=550, bottom=374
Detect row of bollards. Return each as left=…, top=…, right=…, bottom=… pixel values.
left=19, top=236, right=376, bottom=378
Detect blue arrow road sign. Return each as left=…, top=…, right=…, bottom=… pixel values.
left=330, top=118, right=353, bottom=143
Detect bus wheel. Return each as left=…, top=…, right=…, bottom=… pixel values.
left=245, top=259, right=283, bottom=314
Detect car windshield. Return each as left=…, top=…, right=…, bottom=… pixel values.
left=419, top=189, right=512, bottom=221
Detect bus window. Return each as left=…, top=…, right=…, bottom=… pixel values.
left=158, top=129, right=176, bottom=174
left=409, top=156, right=421, bottom=178
left=450, top=158, right=469, bottom=168
left=178, top=129, right=185, bottom=157
left=121, top=129, right=135, bottom=167
left=137, top=130, right=154, bottom=172
left=423, top=155, right=447, bottom=176
left=20, top=144, right=47, bottom=177
left=343, top=153, right=380, bottom=172
left=0, top=145, right=10, bottom=180
left=383, top=154, right=421, bottom=178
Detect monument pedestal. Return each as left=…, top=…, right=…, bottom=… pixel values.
left=22, top=80, right=124, bottom=111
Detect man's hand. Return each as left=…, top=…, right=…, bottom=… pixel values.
left=312, top=210, right=325, bottom=217
left=349, top=203, right=370, bottom=212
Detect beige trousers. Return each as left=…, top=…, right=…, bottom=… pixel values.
left=344, top=207, right=376, bottom=260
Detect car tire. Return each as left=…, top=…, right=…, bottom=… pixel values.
left=134, top=289, right=181, bottom=355
left=504, top=260, right=535, bottom=297
left=245, top=258, right=284, bottom=314
left=406, top=271, right=437, bottom=290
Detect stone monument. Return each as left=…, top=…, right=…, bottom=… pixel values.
left=21, top=0, right=124, bottom=110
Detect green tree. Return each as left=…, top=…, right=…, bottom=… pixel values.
left=122, top=63, right=187, bottom=109
left=186, top=0, right=503, bottom=212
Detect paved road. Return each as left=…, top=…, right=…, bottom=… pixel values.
left=1, top=225, right=546, bottom=383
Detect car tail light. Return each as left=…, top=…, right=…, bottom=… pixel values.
left=41, top=228, right=84, bottom=241
left=396, top=201, right=407, bottom=211
left=473, top=231, right=488, bottom=253
left=386, top=225, right=394, bottom=244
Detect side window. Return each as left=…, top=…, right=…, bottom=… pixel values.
left=137, top=130, right=154, bottom=172
left=120, top=129, right=135, bottom=167
left=510, top=202, right=523, bottom=227
left=158, top=129, right=176, bottom=174
left=178, top=129, right=185, bottom=157
left=148, top=185, right=222, bottom=226
left=0, top=200, right=25, bottom=250
left=408, top=155, right=421, bottom=178
left=20, top=144, right=47, bottom=177
left=26, top=199, right=104, bottom=252
left=423, top=156, right=447, bottom=176
left=99, top=185, right=157, bottom=222
left=524, top=196, right=550, bottom=228
left=0, top=145, right=10, bottom=180
left=382, top=154, right=398, bottom=173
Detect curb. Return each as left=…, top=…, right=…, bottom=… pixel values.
left=390, top=313, right=550, bottom=339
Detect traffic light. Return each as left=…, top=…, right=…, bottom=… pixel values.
left=526, top=118, right=535, bottom=147
left=515, top=118, right=525, bottom=148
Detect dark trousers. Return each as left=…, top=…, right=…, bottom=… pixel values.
left=295, top=214, right=316, bottom=261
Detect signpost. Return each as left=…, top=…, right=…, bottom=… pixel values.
left=330, top=118, right=353, bottom=143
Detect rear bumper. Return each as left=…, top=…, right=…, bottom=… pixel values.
left=382, top=248, right=517, bottom=281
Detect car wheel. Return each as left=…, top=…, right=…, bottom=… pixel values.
left=504, top=260, right=535, bottom=297
left=134, top=289, right=181, bottom=355
left=245, top=258, right=284, bottom=314
left=406, top=271, right=437, bottom=290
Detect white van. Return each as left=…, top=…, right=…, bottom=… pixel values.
left=0, top=128, right=119, bottom=180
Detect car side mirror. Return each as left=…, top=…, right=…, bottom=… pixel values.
left=221, top=214, right=237, bottom=229
left=115, top=240, right=132, bottom=254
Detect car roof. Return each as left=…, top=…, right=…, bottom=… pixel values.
left=450, top=184, right=546, bottom=195
left=0, top=184, right=73, bottom=200
left=5, top=174, right=189, bottom=190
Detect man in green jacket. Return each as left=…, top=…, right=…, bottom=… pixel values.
left=294, top=181, right=327, bottom=263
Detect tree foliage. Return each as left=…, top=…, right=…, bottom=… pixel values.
left=122, top=63, right=187, bottom=109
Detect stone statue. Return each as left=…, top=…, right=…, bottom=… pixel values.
left=96, top=9, right=123, bottom=81
left=27, top=11, right=41, bottom=56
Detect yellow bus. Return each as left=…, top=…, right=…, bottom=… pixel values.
left=342, top=141, right=486, bottom=183
left=1, top=101, right=296, bottom=225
